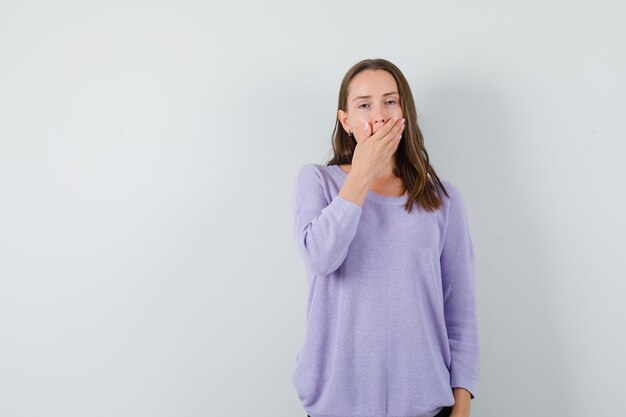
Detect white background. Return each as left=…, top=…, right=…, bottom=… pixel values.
left=1, top=1, right=624, bottom=416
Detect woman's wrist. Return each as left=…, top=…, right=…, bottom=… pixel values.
left=450, top=387, right=471, bottom=416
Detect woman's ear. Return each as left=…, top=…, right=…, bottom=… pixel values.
left=337, top=109, right=350, bottom=134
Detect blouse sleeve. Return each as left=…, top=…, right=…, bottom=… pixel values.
left=439, top=182, right=480, bottom=399
left=292, top=164, right=363, bottom=276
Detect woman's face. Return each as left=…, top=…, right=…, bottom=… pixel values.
left=338, top=69, right=403, bottom=144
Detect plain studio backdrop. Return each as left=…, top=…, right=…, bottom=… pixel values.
left=0, top=1, right=624, bottom=416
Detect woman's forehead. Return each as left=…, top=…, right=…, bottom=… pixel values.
left=349, top=71, right=398, bottom=98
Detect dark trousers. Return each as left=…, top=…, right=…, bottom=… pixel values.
left=434, top=405, right=453, bottom=417
left=307, top=406, right=452, bottom=417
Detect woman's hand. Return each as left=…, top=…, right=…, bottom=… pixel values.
left=449, top=387, right=472, bottom=417
left=450, top=409, right=470, bottom=417
left=350, top=116, right=405, bottom=183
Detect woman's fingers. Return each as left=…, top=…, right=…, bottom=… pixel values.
left=384, top=118, right=404, bottom=148
left=382, top=117, right=404, bottom=143
left=368, top=116, right=397, bottom=142
left=384, top=120, right=404, bottom=157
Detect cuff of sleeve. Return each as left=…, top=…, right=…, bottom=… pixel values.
left=450, top=369, right=478, bottom=400
left=452, top=387, right=475, bottom=400
left=451, top=374, right=477, bottom=399
left=323, top=194, right=362, bottom=220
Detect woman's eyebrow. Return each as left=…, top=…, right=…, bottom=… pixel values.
left=352, top=92, right=399, bottom=102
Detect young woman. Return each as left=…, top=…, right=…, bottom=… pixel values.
left=292, top=58, right=479, bottom=417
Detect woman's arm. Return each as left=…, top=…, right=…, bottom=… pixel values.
left=292, top=164, right=367, bottom=276
left=440, top=182, right=480, bottom=404
left=450, top=387, right=472, bottom=417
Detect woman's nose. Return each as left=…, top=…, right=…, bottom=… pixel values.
left=369, top=116, right=389, bottom=134
left=373, top=115, right=389, bottom=126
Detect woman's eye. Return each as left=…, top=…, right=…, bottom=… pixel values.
left=358, top=101, right=397, bottom=109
